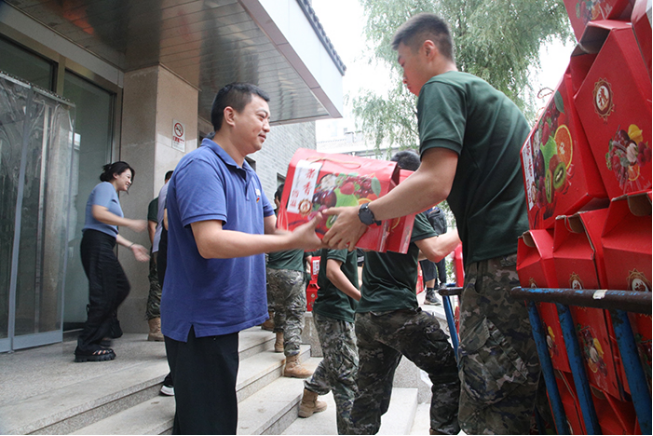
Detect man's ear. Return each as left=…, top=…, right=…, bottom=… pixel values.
left=423, top=40, right=438, bottom=60
left=223, top=107, right=236, bottom=127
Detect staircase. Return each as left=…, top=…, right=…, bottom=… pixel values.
left=0, top=319, right=436, bottom=435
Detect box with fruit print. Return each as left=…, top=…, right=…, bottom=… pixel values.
left=631, top=0, right=652, bottom=79
left=383, top=169, right=416, bottom=254
left=278, top=148, right=401, bottom=252
left=516, top=229, right=571, bottom=373
left=574, top=21, right=652, bottom=199
left=601, top=191, right=652, bottom=391
left=563, top=0, right=633, bottom=41
left=521, top=69, right=607, bottom=230
left=552, top=210, right=626, bottom=400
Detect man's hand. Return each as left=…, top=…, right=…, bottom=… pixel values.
left=290, top=213, right=325, bottom=251
left=131, top=244, right=150, bottom=262
left=322, top=206, right=367, bottom=251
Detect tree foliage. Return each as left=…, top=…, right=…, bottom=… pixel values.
left=352, top=0, right=572, bottom=155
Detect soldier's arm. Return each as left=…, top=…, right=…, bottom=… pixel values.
left=415, top=228, right=460, bottom=263
left=326, top=259, right=361, bottom=301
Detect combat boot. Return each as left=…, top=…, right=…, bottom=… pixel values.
left=283, top=354, right=313, bottom=378
left=274, top=331, right=284, bottom=353
left=298, top=388, right=327, bottom=418
left=147, top=317, right=164, bottom=341
left=261, top=311, right=274, bottom=331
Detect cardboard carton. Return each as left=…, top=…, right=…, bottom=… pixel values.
left=517, top=229, right=570, bottom=371
left=601, top=191, right=652, bottom=389
left=564, top=0, right=633, bottom=41
left=383, top=169, right=416, bottom=253
left=521, top=68, right=608, bottom=230
left=574, top=21, right=653, bottom=199
left=553, top=210, right=623, bottom=399
left=278, top=148, right=399, bottom=252
left=631, top=0, right=652, bottom=79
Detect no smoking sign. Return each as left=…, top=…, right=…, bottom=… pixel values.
left=172, top=119, right=185, bottom=152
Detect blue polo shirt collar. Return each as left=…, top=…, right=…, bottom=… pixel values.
left=202, top=138, right=252, bottom=183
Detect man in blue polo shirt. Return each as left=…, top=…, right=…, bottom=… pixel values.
left=160, top=83, right=322, bottom=435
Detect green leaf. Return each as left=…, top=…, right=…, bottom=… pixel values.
left=554, top=90, right=565, bottom=114
left=371, top=177, right=382, bottom=196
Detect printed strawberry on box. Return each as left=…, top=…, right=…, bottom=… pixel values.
left=563, top=0, right=633, bottom=41
left=278, top=148, right=400, bottom=252
left=631, top=0, right=652, bottom=80
left=383, top=169, right=416, bottom=254
left=601, top=191, right=652, bottom=389
left=521, top=66, right=607, bottom=230
left=552, top=210, right=625, bottom=400
left=574, top=21, right=653, bottom=199
left=517, top=229, right=570, bottom=372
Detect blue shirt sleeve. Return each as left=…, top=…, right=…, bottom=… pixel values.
left=261, top=188, right=274, bottom=218
left=175, top=157, right=228, bottom=227
left=92, top=182, right=118, bottom=208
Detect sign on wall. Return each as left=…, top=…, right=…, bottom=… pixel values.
left=172, top=119, right=185, bottom=152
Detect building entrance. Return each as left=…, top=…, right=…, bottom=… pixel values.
left=0, top=71, right=76, bottom=352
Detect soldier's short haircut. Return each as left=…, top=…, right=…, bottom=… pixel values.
left=211, top=83, right=270, bottom=132
left=391, top=149, right=420, bottom=171
left=392, top=13, right=454, bottom=62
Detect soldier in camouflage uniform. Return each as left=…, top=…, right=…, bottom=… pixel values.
left=145, top=196, right=163, bottom=341
left=267, top=184, right=312, bottom=378
left=300, top=248, right=360, bottom=435
left=350, top=151, right=461, bottom=435
left=322, top=14, right=541, bottom=434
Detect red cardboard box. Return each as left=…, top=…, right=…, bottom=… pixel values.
left=564, top=0, right=633, bottom=41
left=551, top=370, right=586, bottom=434
left=631, top=0, right=652, bottom=79
left=601, top=191, right=652, bottom=388
left=384, top=169, right=416, bottom=254
left=306, top=256, right=321, bottom=311
left=553, top=210, right=623, bottom=398
left=278, top=148, right=399, bottom=252
left=574, top=21, right=653, bottom=199
left=522, top=68, right=607, bottom=229
left=517, top=229, right=571, bottom=372
left=590, top=387, right=637, bottom=434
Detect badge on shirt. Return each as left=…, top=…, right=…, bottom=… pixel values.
left=255, top=188, right=261, bottom=203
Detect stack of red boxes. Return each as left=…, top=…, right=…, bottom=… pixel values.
left=517, top=0, right=651, bottom=433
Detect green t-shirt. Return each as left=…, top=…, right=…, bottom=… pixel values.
left=147, top=197, right=158, bottom=222
left=267, top=249, right=306, bottom=272
left=357, top=214, right=436, bottom=313
left=417, top=71, right=529, bottom=266
left=313, top=249, right=358, bottom=322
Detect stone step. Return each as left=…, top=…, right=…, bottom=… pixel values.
left=282, top=384, right=418, bottom=435
left=0, top=328, right=276, bottom=435
left=70, top=344, right=313, bottom=435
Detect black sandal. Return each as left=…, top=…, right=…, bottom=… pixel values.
left=74, top=347, right=116, bottom=362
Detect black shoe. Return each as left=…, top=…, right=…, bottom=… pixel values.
left=74, top=347, right=116, bottom=362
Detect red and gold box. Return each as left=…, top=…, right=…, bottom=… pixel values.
left=631, top=0, right=652, bottom=79
left=384, top=169, right=416, bottom=254
left=563, top=0, right=633, bottom=41
left=553, top=210, right=624, bottom=399
left=574, top=21, right=653, bottom=199
left=278, top=148, right=399, bottom=252
left=517, top=229, right=570, bottom=372
left=521, top=66, right=607, bottom=230
left=601, top=191, right=652, bottom=389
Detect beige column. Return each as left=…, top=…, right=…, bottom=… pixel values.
left=117, top=65, right=198, bottom=334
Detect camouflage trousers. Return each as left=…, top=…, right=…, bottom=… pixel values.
left=266, top=268, right=306, bottom=356
left=305, top=312, right=358, bottom=435
left=351, top=309, right=460, bottom=435
left=458, top=253, right=541, bottom=434
left=145, top=252, right=162, bottom=320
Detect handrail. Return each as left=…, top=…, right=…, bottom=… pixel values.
left=510, top=287, right=652, bottom=314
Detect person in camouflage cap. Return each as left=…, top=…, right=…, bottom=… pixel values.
left=299, top=248, right=360, bottom=434
left=349, top=151, right=462, bottom=435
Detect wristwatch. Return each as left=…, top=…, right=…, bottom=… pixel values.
left=358, top=203, right=381, bottom=226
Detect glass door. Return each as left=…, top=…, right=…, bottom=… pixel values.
left=0, top=72, right=75, bottom=352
